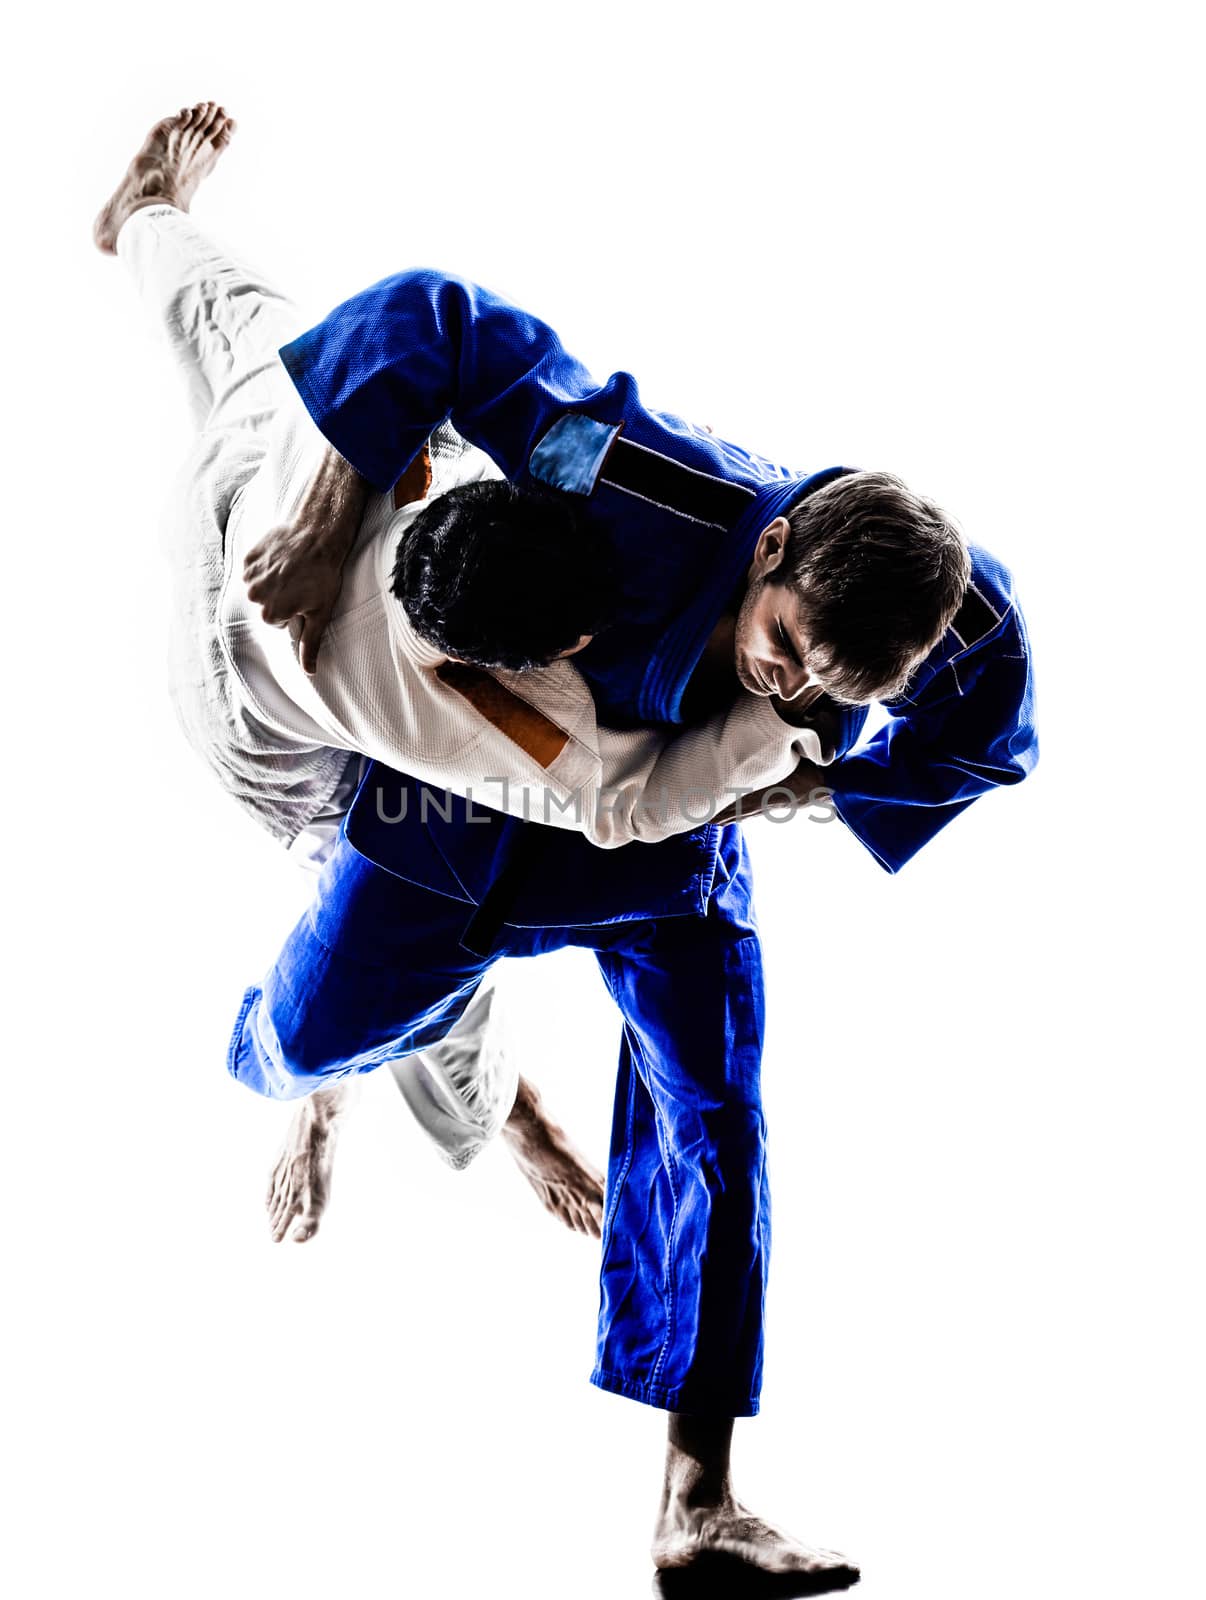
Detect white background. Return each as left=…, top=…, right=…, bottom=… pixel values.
left=3, top=3, right=1202, bottom=1596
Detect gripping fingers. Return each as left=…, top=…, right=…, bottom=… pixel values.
left=299, top=610, right=330, bottom=676
left=249, top=594, right=292, bottom=628
left=244, top=569, right=291, bottom=628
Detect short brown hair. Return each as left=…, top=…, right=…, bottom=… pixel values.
left=774, top=470, right=970, bottom=703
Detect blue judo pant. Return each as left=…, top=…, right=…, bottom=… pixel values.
left=229, top=821, right=770, bottom=1417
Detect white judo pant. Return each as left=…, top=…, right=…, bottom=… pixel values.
left=117, top=203, right=517, bottom=1168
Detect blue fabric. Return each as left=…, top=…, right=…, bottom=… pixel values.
left=344, top=768, right=724, bottom=928
left=245, top=280, right=1039, bottom=1420
left=528, top=412, right=622, bottom=495
left=640, top=467, right=857, bottom=727
left=279, top=270, right=780, bottom=728
left=229, top=824, right=768, bottom=1418
left=280, top=270, right=1037, bottom=870
left=828, top=545, right=1038, bottom=871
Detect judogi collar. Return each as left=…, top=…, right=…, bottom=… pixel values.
left=634, top=466, right=855, bottom=726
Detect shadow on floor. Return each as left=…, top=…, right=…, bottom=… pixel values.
left=652, top=1553, right=860, bottom=1599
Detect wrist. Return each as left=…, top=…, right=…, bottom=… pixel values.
left=291, top=516, right=354, bottom=564
left=299, top=449, right=369, bottom=552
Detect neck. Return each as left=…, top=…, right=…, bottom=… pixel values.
left=679, top=614, right=740, bottom=722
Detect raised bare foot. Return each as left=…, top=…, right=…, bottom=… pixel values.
left=500, top=1075, right=605, bottom=1238
left=93, top=101, right=237, bottom=254
left=266, top=1081, right=358, bottom=1243
left=652, top=1502, right=859, bottom=1590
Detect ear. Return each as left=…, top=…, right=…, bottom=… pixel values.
left=748, top=517, right=791, bottom=580
left=554, top=633, right=594, bottom=659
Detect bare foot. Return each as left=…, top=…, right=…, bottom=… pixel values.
left=93, top=101, right=237, bottom=254
left=266, top=1081, right=358, bottom=1243
left=652, top=1415, right=858, bottom=1591
left=652, top=1502, right=859, bottom=1590
left=501, top=1075, right=605, bottom=1238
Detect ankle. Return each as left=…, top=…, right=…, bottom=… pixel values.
left=503, top=1075, right=542, bottom=1134
left=305, top=1082, right=351, bottom=1132
left=662, top=1461, right=734, bottom=1516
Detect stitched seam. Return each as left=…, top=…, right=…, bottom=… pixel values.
left=650, top=1115, right=681, bottom=1388
left=599, top=479, right=729, bottom=529
left=600, top=1048, right=639, bottom=1251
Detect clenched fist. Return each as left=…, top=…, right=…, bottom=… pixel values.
left=243, top=522, right=346, bottom=675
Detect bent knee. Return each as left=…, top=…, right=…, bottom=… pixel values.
left=226, top=985, right=350, bottom=1101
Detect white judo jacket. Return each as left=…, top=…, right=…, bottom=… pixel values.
left=184, top=389, right=824, bottom=853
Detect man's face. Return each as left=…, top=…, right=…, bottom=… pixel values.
left=733, top=518, right=827, bottom=707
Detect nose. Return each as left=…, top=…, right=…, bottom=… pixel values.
left=776, top=673, right=825, bottom=709
left=774, top=657, right=816, bottom=699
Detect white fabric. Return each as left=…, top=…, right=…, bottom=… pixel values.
left=118, top=206, right=356, bottom=848
left=386, top=976, right=517, bottom=1171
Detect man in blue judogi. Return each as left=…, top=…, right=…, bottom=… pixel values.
left=229, top=267, right=1035, bottom=1582
left=94, top=105, right=1034, bottom=1587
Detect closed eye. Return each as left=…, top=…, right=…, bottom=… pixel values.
left=776, top=618, right=805, bottom=668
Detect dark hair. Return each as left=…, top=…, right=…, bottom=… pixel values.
left=391, top=479, right=619, bottom=671
left=774, top=470, right=970, bottom=703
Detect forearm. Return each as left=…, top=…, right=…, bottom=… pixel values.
left=293, top=443, right=370, bottom=562
left=243, top=443, right=371, bottom=672
left=709, top=759, right=832, bottom=826
left=584, top=696, right=829, bottom=846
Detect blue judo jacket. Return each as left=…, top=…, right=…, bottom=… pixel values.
left=279, top=271, right=1037, bottom=891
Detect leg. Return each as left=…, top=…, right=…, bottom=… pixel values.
left=230, top=834, right=493, bottom=1101
left=591, top=836, right=769, bottom=1419
left=655, top=1414, right=857, bottom=1588
left=94, top=102, right=236, bottom=255
left=385, top=973, right=517, bottom=1171
left=390, top=966, right=605, bottom=1234
left=266, top=1078, right=359, bottom=1244
left=500, top=1073, right=604, bottom=1239
left=96, top=104, right=305, bottom=432
left=268, top=778, right=505, bottom=1240
left=266, top=965, right=604, bottom=1241
left=592, top=829, right=858, bottom=1585
left=95, top=105, right=322, bottom=797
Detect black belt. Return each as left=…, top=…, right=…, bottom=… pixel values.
left=458, top=829, right=551, bottom=957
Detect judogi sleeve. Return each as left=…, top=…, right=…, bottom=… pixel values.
left=827, top=601, right=1038, bottom=873
left=279, top=272, right=597, bottom=491
left=582, top=694, right=827, bottom=845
